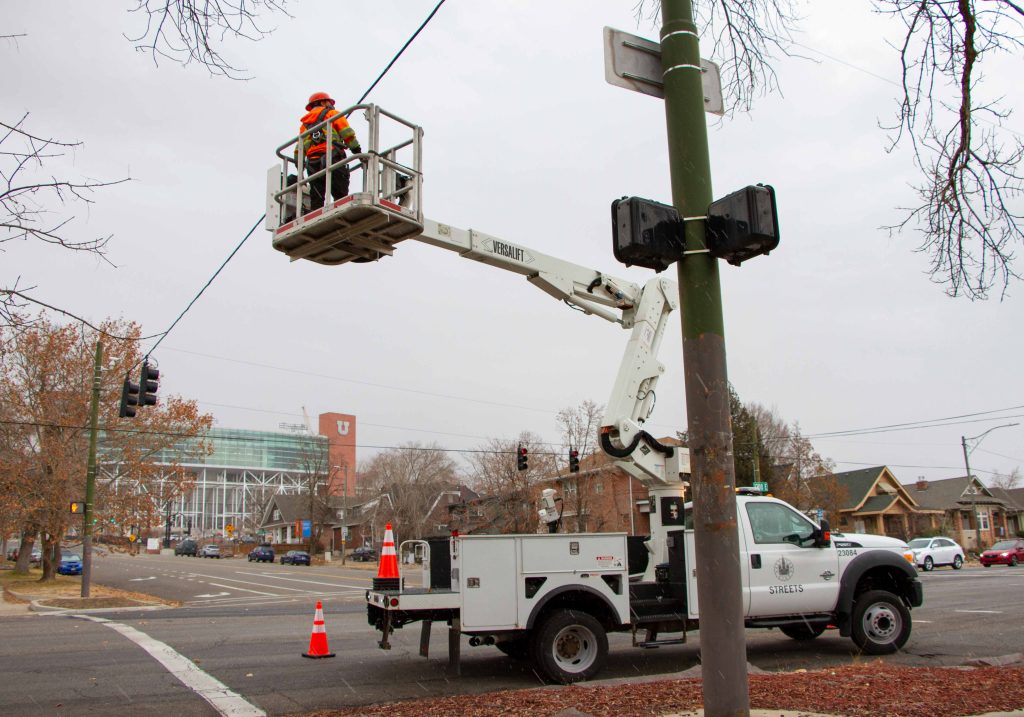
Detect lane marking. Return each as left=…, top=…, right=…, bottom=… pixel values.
left=184, top=573, right=309, bottom=593
left=234, top=570, right=368, bottom=589
left=128, top=576, right=156, bottom=582
left=954, top=609, right=1003, bottom=614
left=77, top=615, right=266, bottom=717
left=194, top=592, right=232, bottom=598
left=208, top=582, right=278, bottom=596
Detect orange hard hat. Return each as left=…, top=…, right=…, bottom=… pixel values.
left=306, top=92, right=335, bottom=111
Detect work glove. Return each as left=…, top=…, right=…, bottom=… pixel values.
left=350, top=144, right=363, bottom=155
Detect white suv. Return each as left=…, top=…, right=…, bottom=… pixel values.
left=908, top=536, right=964, bottom=571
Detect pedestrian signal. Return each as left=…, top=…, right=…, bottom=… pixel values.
left=69, top=501, right=83, bottom=514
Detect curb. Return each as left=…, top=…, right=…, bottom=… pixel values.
left=3, top=589, right=171, bottom=615
left=28, top=598, right=171, bottom=615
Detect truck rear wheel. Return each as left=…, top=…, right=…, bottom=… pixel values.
left=851, top=590, right=911, bottom=654
left=531, top=609, right=608, bottom=684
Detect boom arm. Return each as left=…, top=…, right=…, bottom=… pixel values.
left=416, top=219, right=685, bottom=487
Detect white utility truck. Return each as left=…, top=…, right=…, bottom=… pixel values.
left=268, top=105, right=924, bottom=684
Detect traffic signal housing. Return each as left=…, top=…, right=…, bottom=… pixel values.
left=569, top=448, right=580, bottom=473
left=140, top=361, right=160, bottom=407
left=69, top=501, right=83, bottom=514
left=516, top=444, right=528, bottom=471
left=118, top=377, right=140, bottom=418
left=705, top=184, right=779, bottom=266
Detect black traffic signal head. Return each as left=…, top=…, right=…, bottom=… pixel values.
left=516, top=444, right=528, bottom=471
left=611, top=196, right=684, bottom=272
left=569, top=449, right=580, bottom=473
left=118, top=377, right=140, bottom=418
left=705, top=184, right=779, bottom=266
left=140, top=361, right=160, bottom=407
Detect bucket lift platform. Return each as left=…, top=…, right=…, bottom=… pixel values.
left=267, top=104, right=424, bottom=265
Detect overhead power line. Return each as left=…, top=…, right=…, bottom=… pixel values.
left=0, top=418, right=561, bottom=456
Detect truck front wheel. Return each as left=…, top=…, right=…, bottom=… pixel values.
left=851, top=590, right=911, bottom=654
left=531, top=609, right=608, bottom=684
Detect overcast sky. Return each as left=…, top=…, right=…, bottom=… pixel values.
left=4, top=1, right=1022, bottom=486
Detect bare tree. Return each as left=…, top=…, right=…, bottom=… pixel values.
left=293, top=436, right=337, bottom=553
left=636, top=1, right=1024, bottom=299
left=361, top=443, right=460, bottom=541
left=465, top=431, right=552, bottom=533
left=990, top=466, right=1022, bottom=490
left=875, top=0, right=1024, bottom=299
left=745, top=403, right=841, bottom=514
left=126, top=0, right=290, bottom=78
left=4, top=2, right=292, bottom=325
left=556, top=400, right=606, bottom=532
left=1, top=117, right=129, bottom=327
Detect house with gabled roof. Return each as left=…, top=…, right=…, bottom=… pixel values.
left=828, top=466, right=942, bottom=541
left=989, top=486, right=1024, bottom=537
left=260, top=492, right=374, bottom=552
left=906, top=476, right=1012, bottom=551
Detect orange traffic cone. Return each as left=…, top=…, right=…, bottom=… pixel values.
left=301, top=600, right=335, bottom=659
left=373, top=522, right=401, bottom=591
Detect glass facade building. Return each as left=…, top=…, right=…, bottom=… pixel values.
left=101, top=428, right=328, bottom=537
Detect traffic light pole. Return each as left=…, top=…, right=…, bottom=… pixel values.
left=659, top=1, right=749, bottom=714
left=82, top=341, right=102, bottom=598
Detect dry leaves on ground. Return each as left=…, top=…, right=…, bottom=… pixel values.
left=301, top=664, right=1024, bottom=717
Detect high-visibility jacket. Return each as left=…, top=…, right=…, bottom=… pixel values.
left=299, top=107, right=359, bottom=159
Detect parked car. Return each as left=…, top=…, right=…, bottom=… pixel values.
left=57, top=553, right=83, bottom=576
left=174, top=539, right=198, bottom=557
left=199, top=544, right=221, bottom=559
left=907, top=536, right=965, bottom=571
left=280, top=550, right=311, bottom=566
left=247, top=545, right=275, bottom=563
left=350, top=546, right=377, bottom=562
left=980, top=538, right=1024, bottom=567
left=7, top=546, right=43, bottom=564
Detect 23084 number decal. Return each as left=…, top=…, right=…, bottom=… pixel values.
left=838, top=549, right=858, bottom=557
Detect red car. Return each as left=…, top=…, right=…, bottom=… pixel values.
left=980, top=539, right=1024, bottom=567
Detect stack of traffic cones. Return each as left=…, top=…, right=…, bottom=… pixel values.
left=301, top=600, right=335, bottom=658
left=372, top=522, right=401, bottom=591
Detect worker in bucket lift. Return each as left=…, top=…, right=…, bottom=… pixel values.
left=298, top=91, right=362, bottom=212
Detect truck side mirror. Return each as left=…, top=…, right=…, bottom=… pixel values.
left=814, top=519, right=832, bottom=548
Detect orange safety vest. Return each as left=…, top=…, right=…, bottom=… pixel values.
left=299, top=107, right=358, bottom=159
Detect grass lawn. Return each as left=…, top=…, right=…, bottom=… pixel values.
left=0, top=565, right=178, bottom=608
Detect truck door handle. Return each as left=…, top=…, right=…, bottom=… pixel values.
left=751, top=554, right=761, bottom=569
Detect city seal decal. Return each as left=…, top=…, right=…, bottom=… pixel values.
left=774, top=556, right=795, bottom=582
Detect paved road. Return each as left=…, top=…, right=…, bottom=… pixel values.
left=1, top=555, right=1022, bottom=716
left=91, top=550, right=379, bottom=609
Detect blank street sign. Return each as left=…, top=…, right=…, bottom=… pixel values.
left=603, top=26, right=724, bottom=115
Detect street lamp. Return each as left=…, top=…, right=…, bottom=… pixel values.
left=962, top=423, right=1019, bottom=552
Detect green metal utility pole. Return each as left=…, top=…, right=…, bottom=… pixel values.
left=659, top=1, right=749, bottom=715
left=81, top=341, right=103, bottom=598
